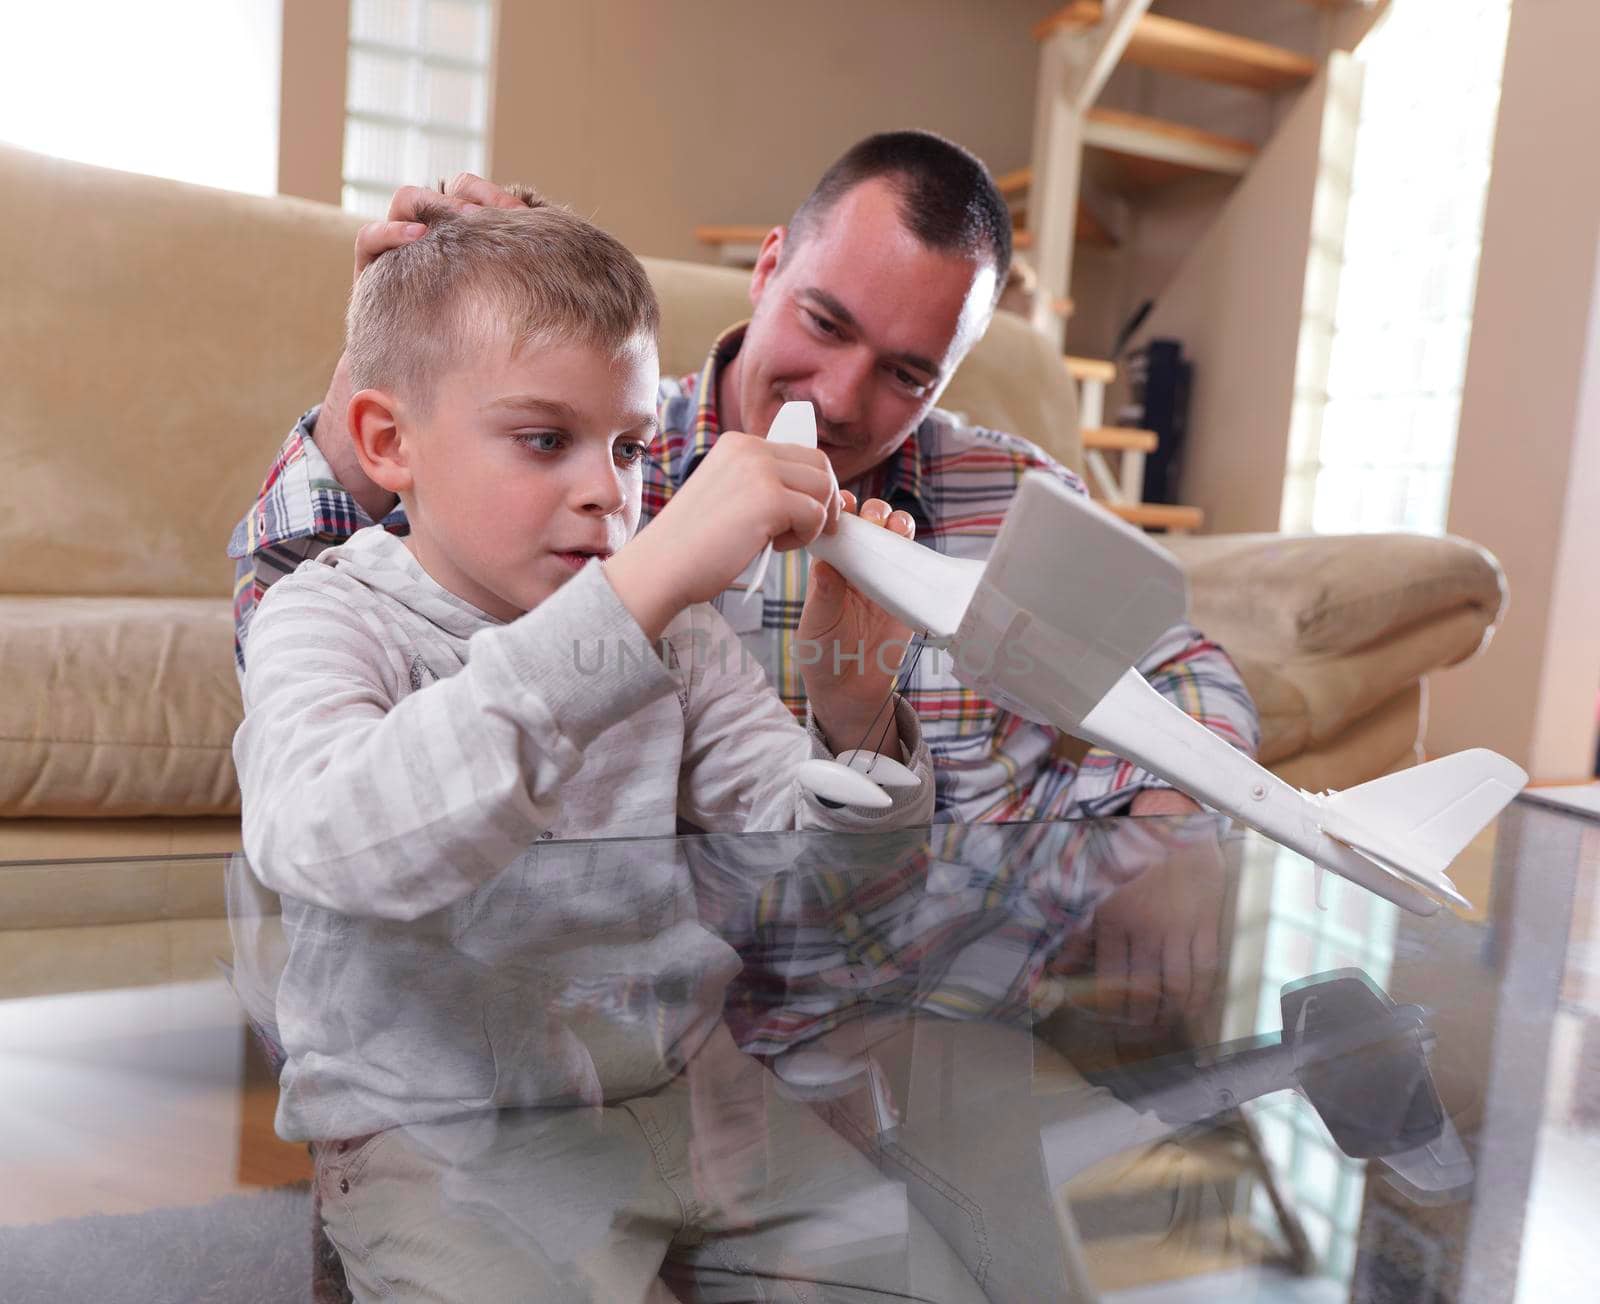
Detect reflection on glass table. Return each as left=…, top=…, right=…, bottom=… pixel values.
left=1, top=801, right=1595, bottom=1302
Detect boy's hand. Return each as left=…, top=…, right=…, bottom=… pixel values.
left=604, top=433, right=840, bottom=639
left=798, top=494, right=916, bottom=759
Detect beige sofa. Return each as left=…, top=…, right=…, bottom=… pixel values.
left=0, top=143, right=1508, bottom=864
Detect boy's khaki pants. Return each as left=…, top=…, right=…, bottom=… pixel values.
left=313, top=1025, right=990, bottom=1303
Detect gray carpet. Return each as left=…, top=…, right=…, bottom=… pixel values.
left=0, top=1184, right=316, bottom=1304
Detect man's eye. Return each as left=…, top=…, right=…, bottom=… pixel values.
left=808, top=311, right=842, bottom=338
left=515, top=431, right=565, bottom=453
left=615, top=441, right=647, bottom=466
left=893, top=368, right=930, bottom=395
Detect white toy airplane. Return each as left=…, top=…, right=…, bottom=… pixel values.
left=769, top=401, right=1526, bottom=916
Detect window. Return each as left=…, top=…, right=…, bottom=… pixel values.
left=342, top=0, right=493, bottom=218
left=0, top=0, right=281, bottom=196
left=1282, top=0, right=1513, bottom=535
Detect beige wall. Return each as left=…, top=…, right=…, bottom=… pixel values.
left=489, top=0, right=1058, bottom=261
left=276, top=0, right=348, bottom=205
left=1427, top=0, right=1600, bottom=777
left=1109, top=58, right=1353, bottom=535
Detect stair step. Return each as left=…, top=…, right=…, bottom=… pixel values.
left=1036, top=1, right=1316, bottom=93
left=1107, top=502, right=1205, bottom=532
left=994, top=111, right=1256, bottom=215
left=1064, top=355, right=1117, bottom=384
left=692, top=224, right=772, bottom=266
left=1085, top=106, right=1257, bottom=178
left=693, top=224, right=773, bottom=246
left=997, top=170, right=1115, bottom=248
left=1082, top=426, right=1158, bottom=453
left=696, top=203, right=1113, bottom=266
left=1128, top=13, right=1316, bottom=92
left=1011, top=198, right=1118, bottom=250
left=995, top=167, right=1032, bottom=200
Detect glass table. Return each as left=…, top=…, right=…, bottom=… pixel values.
left=0, top=799, right=1595, bottom=1302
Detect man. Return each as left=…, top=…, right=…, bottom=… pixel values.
left=232, top=131, right=1258, bottom=841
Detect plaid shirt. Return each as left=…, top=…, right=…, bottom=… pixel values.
left=227, top=407, right=410, bottom=668
left=686, top=818, right=1218, bottom=1055
left=229, top=323, right=1258, bottom=821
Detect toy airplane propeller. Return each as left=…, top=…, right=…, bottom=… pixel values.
left=769, top=400, right=1526, bottom=916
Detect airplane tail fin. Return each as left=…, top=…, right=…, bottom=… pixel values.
left=1318, top=750, right=1528, bottom=896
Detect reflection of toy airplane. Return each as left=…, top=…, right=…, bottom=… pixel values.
left=1045, top=969, right=1473, bottom=1202
left=770, top=401, right=1525, bottom=915
left=772, top=969, right=1471, bottom=1205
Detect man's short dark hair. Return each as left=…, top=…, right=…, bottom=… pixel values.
left=783, top=130, right=1012, bottom=299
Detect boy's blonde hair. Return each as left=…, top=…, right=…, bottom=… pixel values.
left=346, top=186, right=660, bottom=407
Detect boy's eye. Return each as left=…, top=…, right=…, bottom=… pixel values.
left=515, top=431, right=566, bottom=453
left=615, top=441, right=647, bottom=467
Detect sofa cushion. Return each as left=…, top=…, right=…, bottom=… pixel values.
left=1233, top=604, right=1498, bottom=765
left=0, top=145, right=363, bottom=602
left=1164, top=531, right=1506, bottom=659
left=1270, top=684, right=1423, bottom=794
left=0, top=597, right=241, bottom=817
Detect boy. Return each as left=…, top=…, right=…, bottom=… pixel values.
left=233, top=197, right=986, bottom=1301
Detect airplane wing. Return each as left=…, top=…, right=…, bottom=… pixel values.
left=952, top=471, right=1188, bottom=730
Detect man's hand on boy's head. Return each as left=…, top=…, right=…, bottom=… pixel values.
left=353, top=173, right=529, bottom=281
left=798, top=493, right=916, bottom=760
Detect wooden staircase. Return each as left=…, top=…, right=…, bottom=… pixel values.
left=1015, top=1, right=1348, bottom=532
left=1067, top=355, right=1202, bottom=533
left=1024, top=0, right=1321, bottom=344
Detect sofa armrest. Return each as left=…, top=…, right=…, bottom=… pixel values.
left=1160, top=531, right=1508, bottom=660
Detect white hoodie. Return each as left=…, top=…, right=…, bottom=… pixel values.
left=234, top=525, right=933, bottom=1138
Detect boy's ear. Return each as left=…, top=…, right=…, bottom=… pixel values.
left=748, top=225, right=786, bottom=308
left=346, top=389, right=414, bottom=495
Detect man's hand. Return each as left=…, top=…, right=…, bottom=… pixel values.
left=798, top=493, right=916, bottom=759
left=604, top=433, right=840, bottom=640
left=1129, top=788, right=1202, bottom=818
left=352, top=172, right=527, bottom=282
left=1053, top=806, right=1225, bottom=1033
